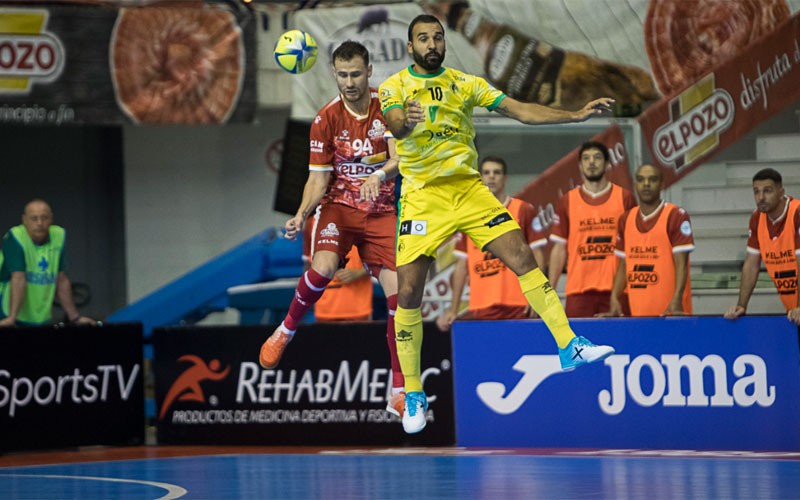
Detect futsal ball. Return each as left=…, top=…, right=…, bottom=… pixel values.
left=274, top=30, right=318, bottom=74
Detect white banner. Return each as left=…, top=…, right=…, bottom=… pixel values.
left=281, top=0, right=800, bottom=118
left=291, top=3, right=482, bottom=119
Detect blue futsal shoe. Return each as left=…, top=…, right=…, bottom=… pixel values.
left=402, top=391, right=429, bottom=434
left=559, top=336, right=615, bottom=371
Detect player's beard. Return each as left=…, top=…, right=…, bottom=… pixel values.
left=583, top=171, right=605, bottom=183
left=412, top=47, right=445, bottom=72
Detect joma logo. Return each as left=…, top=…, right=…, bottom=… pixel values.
left=476, top=353, right=775, bottom=416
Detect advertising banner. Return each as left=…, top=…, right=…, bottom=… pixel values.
left=0, top=323, right=144, bottom=452
left=452, top=316, right=800, bottom=450
left=154, top=322, right=455, bottom=446
left=289, top=1, right=664, bottom=119
left=0, top=1, right=256, bottom=125
left=290, top=3, right=480, bottom=119
left=288, top=1, right=800, bottom=186
left=639, top=12, right=800, bottom=186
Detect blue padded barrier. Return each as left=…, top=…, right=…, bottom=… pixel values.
left=108, top=228, right=304, bottom=336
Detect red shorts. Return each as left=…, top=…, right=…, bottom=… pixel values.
left=310, top=203, right=396, bottom=275
left=471, top=305, right=528, bottom=320
left=565, top=291, right=631, bottom=318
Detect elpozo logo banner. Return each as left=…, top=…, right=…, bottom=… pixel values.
left=638, top=12, right=800, bottom=188
left=0, top=10, right=65, bottom=92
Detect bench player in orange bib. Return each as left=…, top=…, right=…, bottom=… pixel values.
left=724, top=168, right=800, bottom=325
left=599, top=164, right=694, bottom=317
left=548, top=141, right=638, bottom=317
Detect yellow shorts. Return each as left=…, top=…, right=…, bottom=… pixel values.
left=396, top=175, right=521, bottom=267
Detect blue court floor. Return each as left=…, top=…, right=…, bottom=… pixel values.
left=1, top=447, right=799, bottom=499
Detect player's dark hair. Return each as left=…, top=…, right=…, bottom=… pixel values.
left=635, top=164, right=663, bottom=181
left=480, top=156, right=507, bottom=175
left=408, top=14, right=443, bottom=41
left=753, top=168, right=782, bottom=185
left=332, top=40, right=370, bottom=66
left=578, top=141, right=610, bottom=163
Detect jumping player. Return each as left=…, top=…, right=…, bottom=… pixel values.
left=380, top=15, right=616, bottom=433
left=259, top=41, right=405, bottom=417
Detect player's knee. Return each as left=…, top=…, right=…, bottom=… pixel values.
left=504, top=247, right=537, bottom=275
left=311, top=262, right=338, bottom=278
left=397, top=285, right=423, bottom=309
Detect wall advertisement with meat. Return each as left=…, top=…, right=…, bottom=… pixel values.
left=292, top=0, right=800, bottom=187
left=0, top=1, right=256, bottom=125
left=639, top=8, right=800, bottom=185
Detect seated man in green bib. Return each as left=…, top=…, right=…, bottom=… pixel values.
left=0, top=199, right=96, bottom=327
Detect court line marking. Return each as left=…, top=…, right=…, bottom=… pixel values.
left=0, top=474, right=187, bottom=499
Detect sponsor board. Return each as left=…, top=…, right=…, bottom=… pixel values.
left=0, top=4, right=255, bottom=125
left=452, top=316, right=800, bottom=450
left=639, top=13, right=800, bottom=187
left=0, top=323, right=145, bottom=451
left=154, top=322, right=455, bottom=445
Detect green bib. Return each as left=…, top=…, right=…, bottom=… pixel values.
left=1, top=225, right=65, bottom=324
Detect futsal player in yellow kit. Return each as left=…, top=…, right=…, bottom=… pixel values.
left=380, top=14, right=617, bottom=433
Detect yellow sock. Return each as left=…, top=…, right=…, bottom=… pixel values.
left=519, top=268, right=575, bottom=349
left=394, top=306, right=424, bottom=392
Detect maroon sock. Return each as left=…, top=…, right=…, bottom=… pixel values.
left=385, top=294, right=404, bottom=389
left=283, top=268, right=331, bottom=332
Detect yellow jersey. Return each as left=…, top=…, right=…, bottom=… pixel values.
left=379, top=66, right=505, bottom=193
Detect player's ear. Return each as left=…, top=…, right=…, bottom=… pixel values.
left=368, top=64, right=373, bottom=79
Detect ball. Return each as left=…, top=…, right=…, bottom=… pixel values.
left=273, top=30, right=318, bottom=74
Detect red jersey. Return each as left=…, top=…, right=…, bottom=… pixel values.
left=309, top=89, right=395, bottom=213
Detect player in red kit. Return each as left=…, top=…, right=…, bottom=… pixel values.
left=259, top=41, right=405, bottom=417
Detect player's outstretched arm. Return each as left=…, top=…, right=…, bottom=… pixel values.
left=437, top=256, right=468, bottom=332
left=494, top=96, right=614, bottom=125
left=286, top=170, right=331, bottom=240
left=664, top=251, right=690, bottom=316
left=0, top=271, right=26, bottom=327
left=792, top=257, right=800, bottom=324
left=724, top=252, right=761, bottom=319
left=597, top=262, right=626, bottom=317
left=788, top=306, right=800, bottom=325
left=547, top=241, right=567, bottom=290
left=57, top=272, right=97, bottom=325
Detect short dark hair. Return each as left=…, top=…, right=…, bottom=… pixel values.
left=578, top=141, right=610, bottom=163
left=332, top=40, right=369, bottom=66
left=752, top=168, right=782, bottom=185
left=408, top=14, right=443, bottom=41
left=480, top=156, right=507, bottom=175
left=635, top=164, right=663, bottom=181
